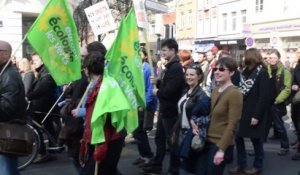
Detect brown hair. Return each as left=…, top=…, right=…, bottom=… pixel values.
left=215, top=57, right=237, bottom=72
left=268, top=49, right=281, bottom=59
left=244, top=48, right=264, bottom=69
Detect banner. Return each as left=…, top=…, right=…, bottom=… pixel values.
left=27, top=0, right=81, bottom=85
left=84, top=0, right=117, bottom=36
left=133, top=0, right=148, bottom=29
left=91, top=8, right=146, bottom=144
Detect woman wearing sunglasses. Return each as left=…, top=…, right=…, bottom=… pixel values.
left=196, top=57, right=243, bottom=175
left=229, top=48, right=270, bottom=175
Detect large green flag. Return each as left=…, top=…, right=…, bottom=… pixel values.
left=91, top=8, right=146, bottom=144
left=27, top=0, right=81, bottom=85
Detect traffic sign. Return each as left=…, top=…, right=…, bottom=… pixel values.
left=245, top=37, right=254, bottom=47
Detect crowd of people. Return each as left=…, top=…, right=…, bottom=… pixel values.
left=1, top=38, right=300, bottom=175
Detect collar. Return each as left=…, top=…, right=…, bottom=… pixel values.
left=0, top=61, right=11, bottom=73
left=165, top=55, right=180, bottom=69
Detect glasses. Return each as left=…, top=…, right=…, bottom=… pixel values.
left=213, top=67, right=228, bottom=72
left=190, top=64, right=200, bottom=69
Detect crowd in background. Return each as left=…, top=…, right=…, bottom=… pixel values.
left=1, top=38, right=300, bottom=175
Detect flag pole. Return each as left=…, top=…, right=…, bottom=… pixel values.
left=41, top=82, right=72, bottom=124
left=142, top=29, right=157, bottom=89
left=75, top=81, right=93, bottom=109
left=94, top=161, right=99, bottom=175
left=0, top=35, right=27, bottom=77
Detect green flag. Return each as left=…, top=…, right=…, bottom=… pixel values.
left=27, top=0, right=81, bottom=85
left=91, top=8, right=146, bottom=144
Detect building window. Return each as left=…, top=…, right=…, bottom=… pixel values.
left=241, top=10, right=247, bottom=23
left=188, top=10, right=192, bottom=27
left=222, top=13, right=227, bottom=32
left=284, top=0, right=289, bottom=12
left=180, top=12, right=184, bottom=29
left=231, top=12, right=236, bottom=31
left=256, top=0, right=264, bottom=13
left=204, top=11, right=210, bottom=35
left=164, top=24, right=174, bottom=39
left=204, top=0, right=211, bottom=8
left=150, top=24, right=155, bottom=35
left=198, top=11, right=204, bottom=37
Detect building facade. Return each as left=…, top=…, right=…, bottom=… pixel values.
left=175, top=0, right=197, bottom=51
left=194, top=0, right=300, bottom=61
left=250, top=0, right=300, bottom=61
left=195, top=0, right=251, bottom=60
left=0, top=0, right=78, bottom=59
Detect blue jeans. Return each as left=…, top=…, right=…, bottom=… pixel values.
left=271, top=105, right=289, bottom=149
left=0, top=154, right=20, bottom=175
left=235, top=137, right=264, bottom=170
left=195, top=143, right=232, bottom=175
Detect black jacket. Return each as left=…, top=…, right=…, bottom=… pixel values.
left=157, top=55, right=185, bottom=117
left=238, top=67, right=270, bottom=139
left=27, top=65, right=57, bottom=115
left=180, top=86, right=210, bottom=121
left=293, top=62, right=300, bottom=88
left=0, top=63, right=26, bottom=121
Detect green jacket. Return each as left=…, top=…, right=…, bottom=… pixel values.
left=267, top=63, right=292, bottom=104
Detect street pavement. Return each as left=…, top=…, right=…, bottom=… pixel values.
left=22, top=115, right=300, bottom=175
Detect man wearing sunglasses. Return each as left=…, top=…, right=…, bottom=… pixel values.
left=0, top=40, right=26, bottom=175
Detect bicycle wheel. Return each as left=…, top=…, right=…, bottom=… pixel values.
left=18, top=124, right=41, bottom=171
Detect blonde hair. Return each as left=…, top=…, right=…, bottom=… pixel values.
left=19, top=58, right=32, bottom=73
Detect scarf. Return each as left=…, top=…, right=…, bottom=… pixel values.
left=239, top=65, right=263, bottom=96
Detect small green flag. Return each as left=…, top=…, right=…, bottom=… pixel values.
left=91, top=8, right=146, bottom=144
left=27, top=0, right=81, bottom=85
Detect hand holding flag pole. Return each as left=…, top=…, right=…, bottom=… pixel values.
left=75, top=81, right=93, bottom=110
left=41, top=82, right=71, bottom=124
left=142, top=29, right=157, bottom=90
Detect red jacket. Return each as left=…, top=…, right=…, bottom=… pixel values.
left=79, top=77, right=121, bottom=166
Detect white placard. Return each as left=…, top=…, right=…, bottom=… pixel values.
left=84, top=1, right=117, bottom=36
left=133, top=0, right=148, bottom=29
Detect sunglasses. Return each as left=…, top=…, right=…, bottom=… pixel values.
left=213, top=67, right=228, bottom=72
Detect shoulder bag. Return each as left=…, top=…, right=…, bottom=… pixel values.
left=0, top=120, right=34, bottom=156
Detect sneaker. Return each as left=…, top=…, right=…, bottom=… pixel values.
left=138, top=158, right=153, bottom=168
left=132, top=157, right=145, bottom=166
left=140, top=159, right=156, bottom=168
left=140, top=166, right=162, bottom=175
left=244, top=168, right=261, bottom=175
left=277, top=149, right=289, bottom=156
left=228, top=166, right=245, bottom=174
left=33, top=154, right=56, bottom=164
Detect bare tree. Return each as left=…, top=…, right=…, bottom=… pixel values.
left=73, top=0, right=131, bottom=45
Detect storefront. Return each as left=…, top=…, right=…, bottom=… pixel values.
left=252, top=18, right=300, bottom=61
left=214, top=38, right=246, bottom=61
left=177, top=39, right=194, bottom=51
left=194, top=39, right=215, bottom=53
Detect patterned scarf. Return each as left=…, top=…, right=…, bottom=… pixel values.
left=239, top=65, right=263, bottom=96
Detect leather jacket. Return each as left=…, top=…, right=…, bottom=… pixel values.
left=0, top=62, right=26, bottom=121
